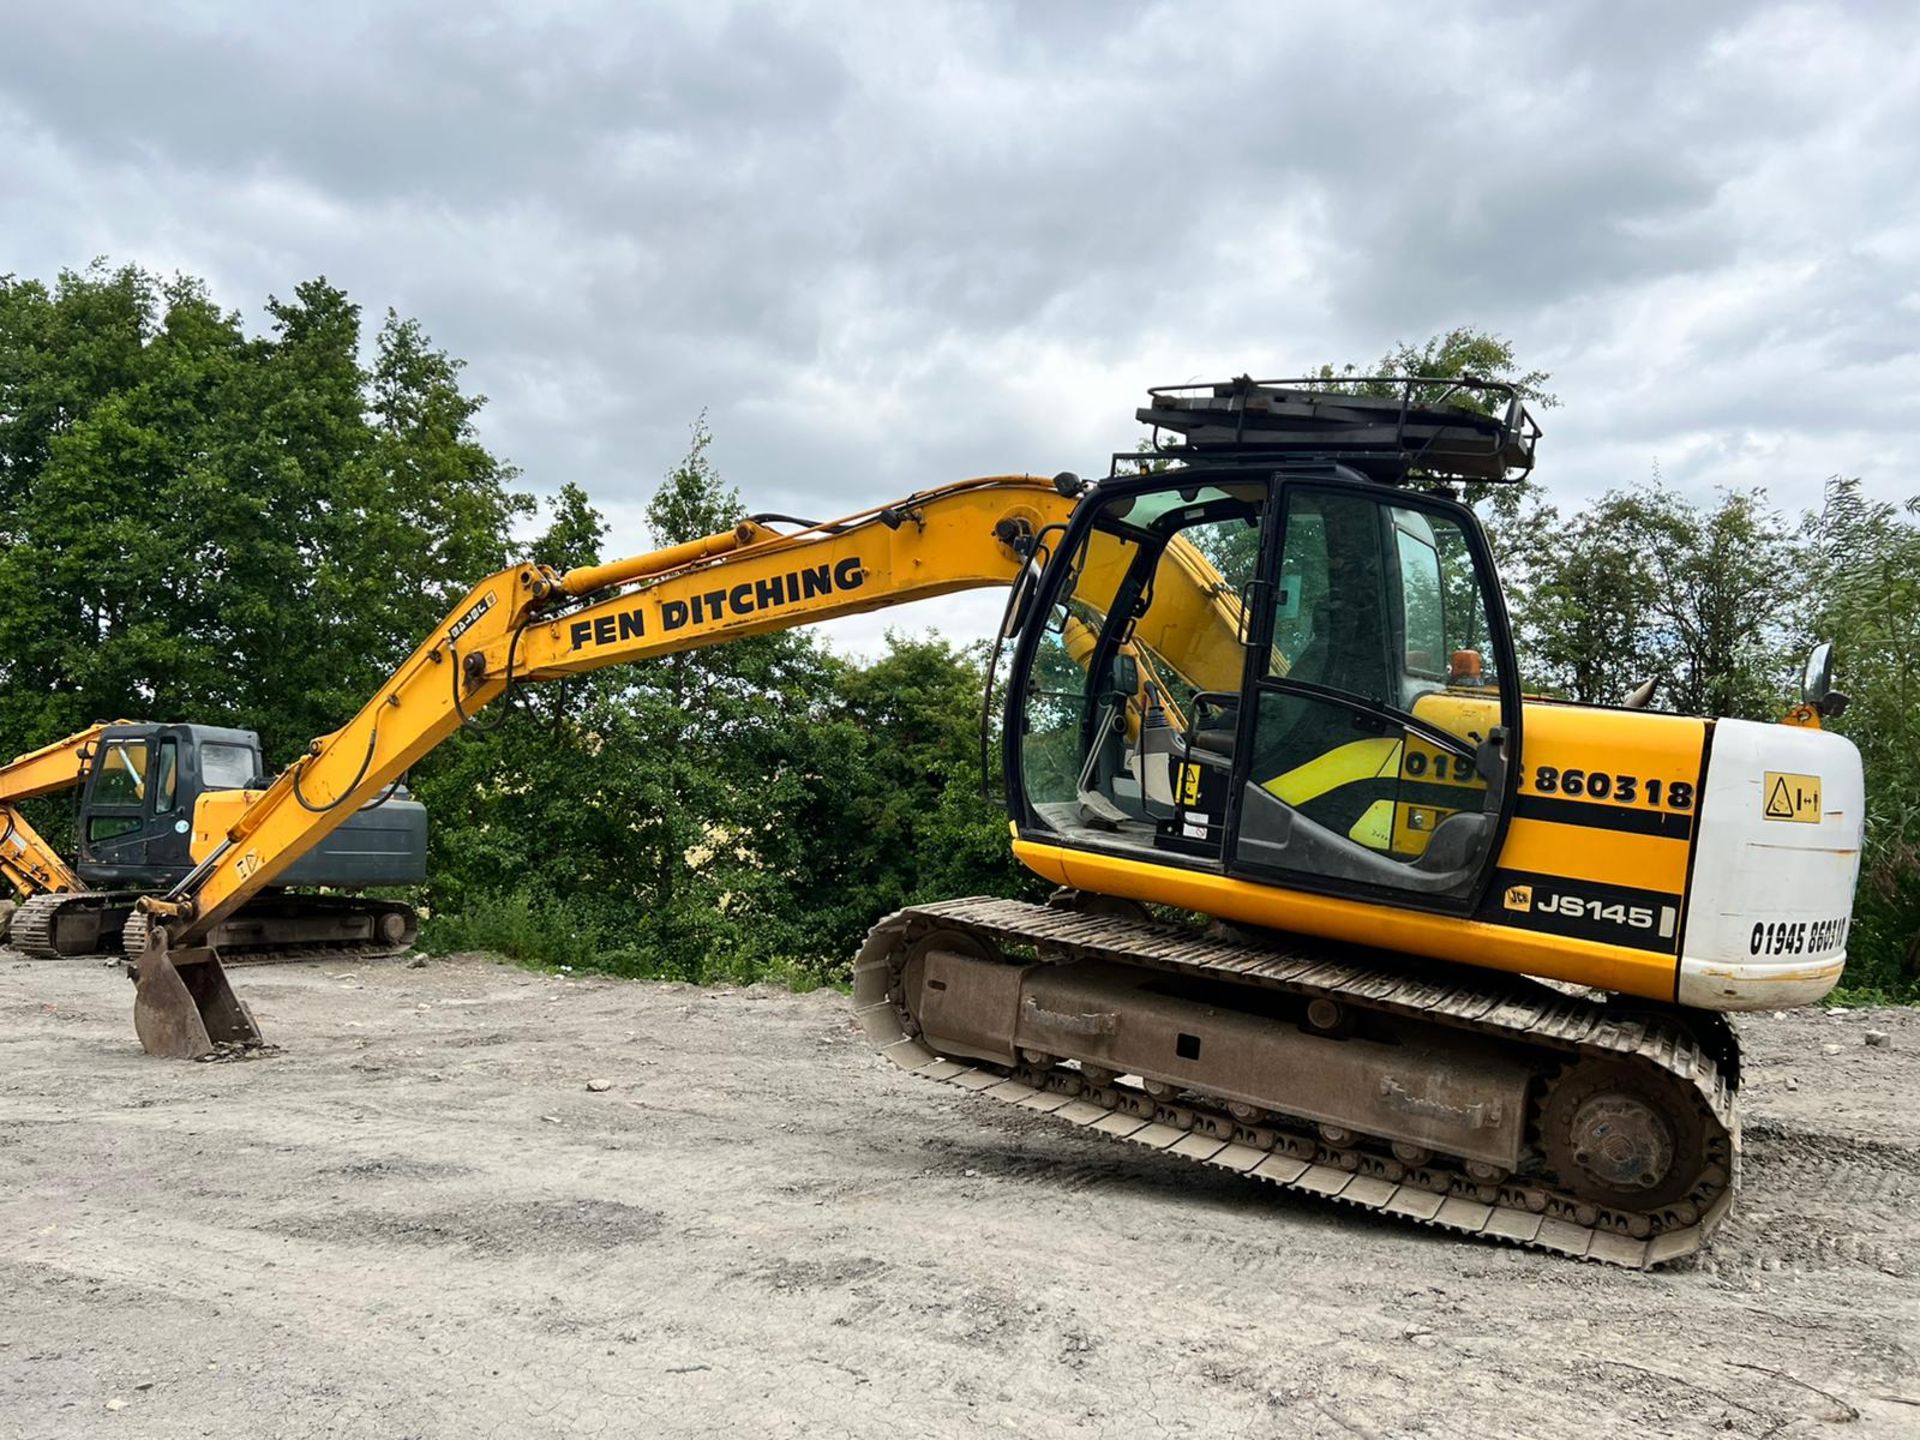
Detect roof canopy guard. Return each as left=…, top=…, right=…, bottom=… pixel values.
left=1129, top=375, right=1540, bottom=485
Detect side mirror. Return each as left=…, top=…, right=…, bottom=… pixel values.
left=1801, top=642, right=1834, bottom=706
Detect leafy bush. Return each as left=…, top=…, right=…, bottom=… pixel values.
left=416, top=889, right=610, bottom=971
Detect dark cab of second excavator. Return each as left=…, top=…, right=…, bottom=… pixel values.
left=74, top=722, right=427, bottom=889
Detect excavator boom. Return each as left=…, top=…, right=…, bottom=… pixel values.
left=147, top=476, right=1083, bottom=946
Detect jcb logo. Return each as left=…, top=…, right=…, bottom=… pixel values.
left=1503, top=885, right=1533, bottom=912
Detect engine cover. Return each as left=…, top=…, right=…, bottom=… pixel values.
left=1677, top=719, right=1865, bottom=1009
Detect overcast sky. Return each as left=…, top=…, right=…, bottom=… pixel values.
left=5, top=1, right=1917, bottom=652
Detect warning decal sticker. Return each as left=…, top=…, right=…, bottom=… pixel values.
left=1763, top=771, right=1822, bottom=823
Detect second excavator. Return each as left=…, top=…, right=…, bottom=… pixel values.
left=1, top=720, right=425, bottom=959
left=124, top=378, right=1864, bottom=1267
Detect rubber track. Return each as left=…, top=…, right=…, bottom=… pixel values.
left=853, top=897, right=1739, bottom=1269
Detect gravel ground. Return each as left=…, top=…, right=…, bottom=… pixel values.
left=0, top=949, right=1915, bottom=1439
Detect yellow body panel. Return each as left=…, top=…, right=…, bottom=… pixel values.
left=1015, top=698, right=1716, bottom=1004
left=190, top=790, right=259, bottom=864
left=1509, top=703, right=1704, bottom=899
left=1264, top=737, right=1402, bottom=805
left=1013, top=838, right=1683, bottom=1002
left=1496, top=820, right=1688, bottom=894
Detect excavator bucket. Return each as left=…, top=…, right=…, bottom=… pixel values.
left=132, top=927, right=261, bottom=1059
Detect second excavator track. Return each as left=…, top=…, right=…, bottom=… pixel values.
left=5, top=891, right=415, bottom=967
left=7, top=890, right=141, bottom=958
left=853, top=897, right=1739, bottom=1268
left=120, top=897, right=417, bottom=968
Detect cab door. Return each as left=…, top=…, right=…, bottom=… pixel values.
left=1225, top=481, right=1520, bottom=908
left=1011, top=477, right=1272, bottom=861
left=76, top=727, right=182, bottom=884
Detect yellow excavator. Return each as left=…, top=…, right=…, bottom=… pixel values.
left=126, top=378, right=1865, bottom=1267
left=1, top=720, right=425, bottom=958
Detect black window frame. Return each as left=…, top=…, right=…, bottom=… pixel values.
left=1001, top=467, right=1524, bottom=920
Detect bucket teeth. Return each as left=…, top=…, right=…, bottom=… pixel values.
left=132, top=928, right=261, bottom=1059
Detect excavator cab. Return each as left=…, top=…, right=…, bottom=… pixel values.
left=77, top=724, right=262, bottom=885
left=76, top=723, right=428, bottom=892
left=109, top=372, right=1864, bottom=1263
left=1008, top=382, right=1525, bottom=914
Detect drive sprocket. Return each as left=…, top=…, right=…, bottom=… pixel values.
left=1539, top=1058, right=1710, bottom=1212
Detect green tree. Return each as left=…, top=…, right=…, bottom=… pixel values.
left=535, top=481, right=609, bottom=573
left=1499, top=495, right=1663, bottom=703
left=1618, top=485, right=1797, bottom=719
left=0, top=266, right=246, bottom=850
left=1503, top=484, right=1796, bottom=715
left=416, top=421, right=1042, bottom=985
left=415, top=419, right=848, bottom=980
left=1322, top=326, right=1557, bottom=410
left=727, top=633, right=1044, bottom=971
left=1803, top=477, right=1920, bottom=994
left=1320, top=326, right=1559, bottom=523
left=0, top=263, right=528, bottom=763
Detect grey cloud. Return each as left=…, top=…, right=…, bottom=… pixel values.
left=4, top=0, right=1918, bottom=654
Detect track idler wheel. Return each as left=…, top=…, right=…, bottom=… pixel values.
left=1539, top=1059, right=1706, bottom=1212
left=132, top=927, right=263, bottom=1059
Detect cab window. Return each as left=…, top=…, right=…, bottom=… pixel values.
left=154, top=739, right=179, bottom=814
left=1019, top=481, right=1267, bottom=854
left=1233, top=487, right=1509, bottom=897
left=200, top=743, right=257, bottom=791
left=1395, top=521, right=1446, bottom=680
left=93, top=739, right=149, bottom=807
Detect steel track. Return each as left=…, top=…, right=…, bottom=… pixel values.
left=6, top=890, right=139, bottom=958
left=120, top=905, right=416, bottom=968
left=5, top=892, right=413, bottom=969
left=854, top=897, right=1738, bottom=1268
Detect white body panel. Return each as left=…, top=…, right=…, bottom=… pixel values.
left=1677, top=719, right=1864, bottom=1010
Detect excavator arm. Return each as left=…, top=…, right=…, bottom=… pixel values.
left=131, top=471, right=1259, bottom=1055
left=0, top=723, right=127, bottom=898
left=135, top=475, right=1189, bottom=1051
left=145, top=478, right=1069, bottom=946
left=0, top=808, right=73, bottom=898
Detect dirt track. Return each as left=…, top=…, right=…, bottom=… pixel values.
left=1, top=950, right=1915, bottom=1439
